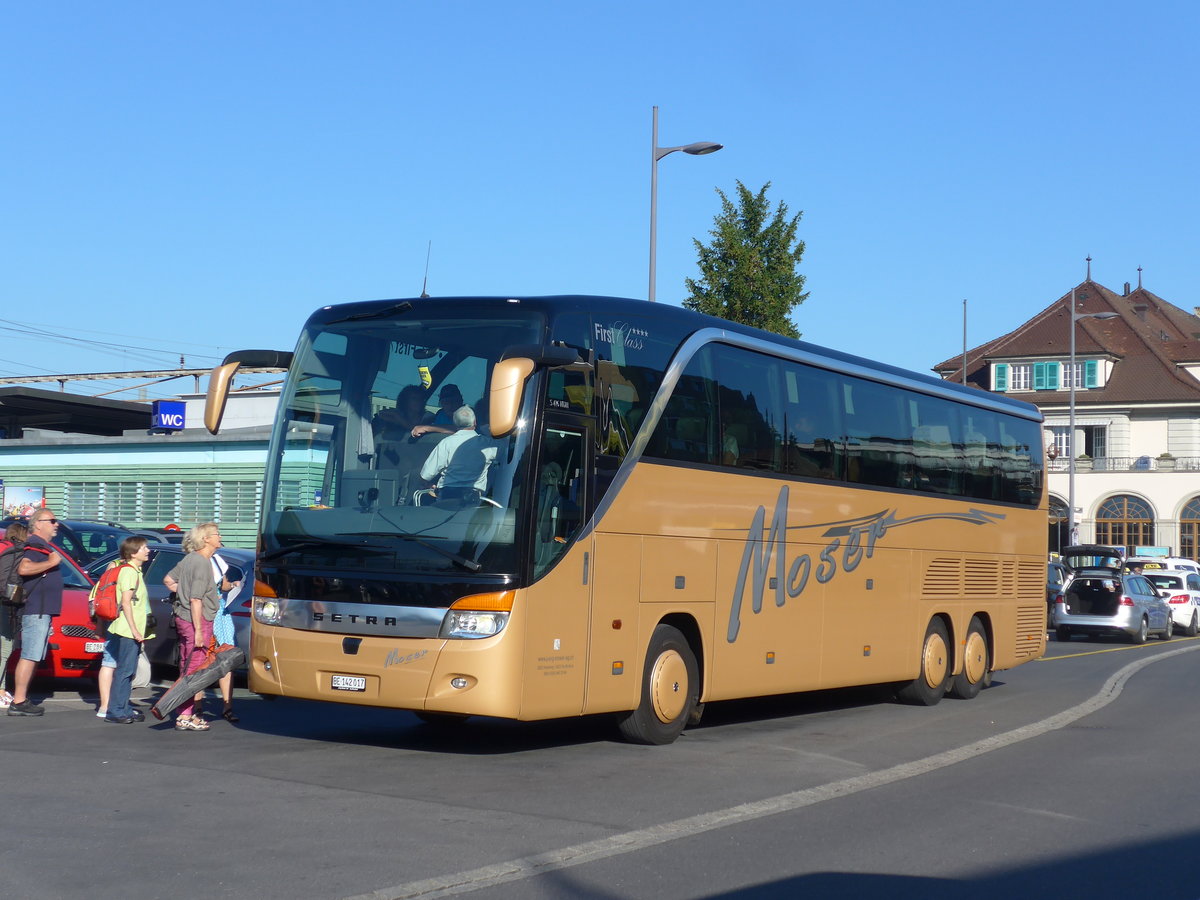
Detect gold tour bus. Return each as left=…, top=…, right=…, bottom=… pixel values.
left=206, top=295, right=1047, bottom=744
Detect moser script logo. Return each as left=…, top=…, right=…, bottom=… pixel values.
left=727, top=485, right=1005, bottom=642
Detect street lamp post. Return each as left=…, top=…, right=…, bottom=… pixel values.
left=1067, top=289, right=1119, bottom=544
left=649, top=106, right=722, bottom=302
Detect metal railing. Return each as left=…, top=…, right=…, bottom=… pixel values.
left=1047, top=456, right=1200, bottom=472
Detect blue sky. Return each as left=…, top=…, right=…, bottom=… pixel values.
left=3, top=1, right=1197, bottom=399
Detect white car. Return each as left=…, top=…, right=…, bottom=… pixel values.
left=1127, top=556, right=1200, bottom=576
left=1143, top=569, right=1200, bottom=636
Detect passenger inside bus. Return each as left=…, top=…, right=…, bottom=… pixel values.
left=413, top=383, right=465, bottom=436
left=373, top=384, right=445, bottom=501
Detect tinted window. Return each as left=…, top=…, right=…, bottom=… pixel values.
left=1147, top=574, right=1183, bottom=591
left=646, top=342, right=1044, bottom=507
left=551, top=312, right=690, bottom=460
left=782, top=363, right=840, bottom=479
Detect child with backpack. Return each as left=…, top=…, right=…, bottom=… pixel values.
left=101, top=535, right=151, bottom=725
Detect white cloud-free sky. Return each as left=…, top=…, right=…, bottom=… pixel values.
left=4, top=1, right=1196, bottom=397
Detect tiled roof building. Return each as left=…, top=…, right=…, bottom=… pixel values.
left=932, top=277, right=1200, bottom=558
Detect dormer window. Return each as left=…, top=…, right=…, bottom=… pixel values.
left=994, top=360, right=1102, bottom=392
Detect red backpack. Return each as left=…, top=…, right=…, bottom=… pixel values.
left=89, top=562, right=132, bottom=621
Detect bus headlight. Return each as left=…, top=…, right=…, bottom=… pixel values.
left=440, top=590, right=514, bottom=639
left=255, top=598, right=283, bottom=626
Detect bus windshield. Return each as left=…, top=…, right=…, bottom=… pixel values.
left=261, top=306, right=545, bottom=576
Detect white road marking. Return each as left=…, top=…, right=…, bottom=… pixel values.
left=345, top=643, right=1200, bottom=900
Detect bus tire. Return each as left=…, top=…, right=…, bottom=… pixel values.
left=896, top=618, right=950, bottom=706
left=617, top=624, right=699, bottom=745
left=948, top=616, right=989, bottom=700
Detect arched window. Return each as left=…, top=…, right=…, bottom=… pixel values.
left=1094, top=495, right=1155, bottom=553
left=1179, top=497, right=1200, bottom=562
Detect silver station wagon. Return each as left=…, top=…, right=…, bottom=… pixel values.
left=1053, top=544, right=1173, bottom=644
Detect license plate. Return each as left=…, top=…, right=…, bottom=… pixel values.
left=85, top=641, right=105, bottom=654
left=331, top=674, right=366, bottom=692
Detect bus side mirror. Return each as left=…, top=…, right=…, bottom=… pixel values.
left=205, top=362, right=241, bottom=435
left=204, top=349, right=293, bottom=434
left=489, top=357, right=536, bottom=438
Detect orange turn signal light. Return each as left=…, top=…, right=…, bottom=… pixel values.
left=450, top=590, right=514, bottom=612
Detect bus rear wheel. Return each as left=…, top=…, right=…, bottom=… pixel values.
left=947, top=616, right=989, bottom=700
left=617, top=624, right=699, bottom=745
left=896, top=618, right=950, bottom=706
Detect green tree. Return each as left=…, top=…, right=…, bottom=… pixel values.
left=683, top=180, right=808, bottom=338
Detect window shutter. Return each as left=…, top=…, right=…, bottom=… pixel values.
left=994, top=363, right=1008, bottom=392
left=1084, top=360, right=1099, bottom=388
left=1047, top=363, right=1060, bottom=391
left=1033, top=362, right=1047, bottom=391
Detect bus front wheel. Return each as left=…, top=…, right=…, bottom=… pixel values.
left=617, top=624, right=699, bottom=745
left=896, top=618, right=950, bottom=706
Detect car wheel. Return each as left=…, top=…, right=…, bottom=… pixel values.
left=1055, top=626, right=1072, bottom=643
left=948, top=616, right=988, bottom=700
left=1160, top=617, right=1173, bottom=641
left=896, top=618, right=951, bottom=706
left=1187, top=613, right=1198, bottom=638
left=1131, top=616, right=1148, bottom=644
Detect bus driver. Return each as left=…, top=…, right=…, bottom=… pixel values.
left=418, top=406, right=496, bottom=506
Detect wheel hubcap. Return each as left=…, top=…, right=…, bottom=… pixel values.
left=650, top=649, right=689, bottom=723
left=963, top=630, right=987, bottom=684
left=922, top=632, right=949, bottom=689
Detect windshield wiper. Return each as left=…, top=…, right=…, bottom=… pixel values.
left=349, top=530, right=482, bottom=573
left=260, top=536, right=388, bottom=562
left=328, top=300, right=413, bottom=324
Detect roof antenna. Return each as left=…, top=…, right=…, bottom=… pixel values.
left=1085, top=255, right=1092, bottom=282
left=420, top=241, right=432, bottom=298
left=1137, top=265, right=1143, bottom=289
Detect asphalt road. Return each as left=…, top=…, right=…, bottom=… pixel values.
left=4, top=633, right=1200, bottom=900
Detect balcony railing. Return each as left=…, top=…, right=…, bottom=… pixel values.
left=1047, top=456, right=1200, bottom=472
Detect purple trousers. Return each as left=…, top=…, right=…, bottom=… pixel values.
left=174, top=616, right=214, bottom=718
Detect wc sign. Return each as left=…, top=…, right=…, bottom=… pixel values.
left=152, top=400, right=186, bottom=431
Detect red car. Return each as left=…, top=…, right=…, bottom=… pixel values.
left=4, top=552, right=102, bottom=682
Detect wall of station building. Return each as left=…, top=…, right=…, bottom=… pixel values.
left=0, top=431, right=270, bottom=550
left=0, top=390, right=278, bottom=549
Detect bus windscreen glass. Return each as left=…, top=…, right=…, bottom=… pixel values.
left=262, top=308, right=544, bottom=576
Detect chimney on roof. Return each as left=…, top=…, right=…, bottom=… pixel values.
left=1123, top=282, right=1131, bottom=296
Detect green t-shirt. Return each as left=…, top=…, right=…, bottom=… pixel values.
left=107, top=564, right=148, bottom=639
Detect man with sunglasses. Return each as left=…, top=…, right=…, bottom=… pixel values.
left=8, top=510, right=64, bottom=716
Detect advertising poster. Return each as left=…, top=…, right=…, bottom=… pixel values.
left=5, top=485, right=45, bottom=517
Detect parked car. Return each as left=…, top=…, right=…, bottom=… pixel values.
left=1143, top=570, right=1200, bottom=637
left=132, top=527, right=186, bottom=545
left=85, top=543, right=254, bottom=669
left=1124, top=555, right=1200, bottom=576
left=4, top=552, right=103, bottom=682
left=1047, top=560, right=1071, bottom=615
left=0, top=517, right=135, bottom=567
left=1054, top=545, right=1173, bottom=643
